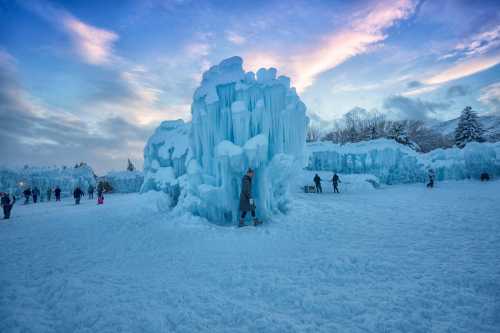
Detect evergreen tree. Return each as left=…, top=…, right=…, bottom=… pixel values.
left=127, top=159, right=135, bottom=172
left=454, top=106, right=484, bottom=148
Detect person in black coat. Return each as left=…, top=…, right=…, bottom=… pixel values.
left=54, top=186, right=62, bottom=201
left=313, top=174, right=322, bottom=193
left=32, top=187, right=40, bottom=203
left=238, top=168, right=261, bottom=227
left=1, top=193, right=16, bottom=219
left=46, top=188, right=52, bottom=201
left=332, top=173, right=341, bottom=193
left=23, top=188, right=32, bottom=204
left=73, top=187, right=84, bottom=205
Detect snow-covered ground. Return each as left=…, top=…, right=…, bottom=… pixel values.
left=1, top=181, right=499, bottom=332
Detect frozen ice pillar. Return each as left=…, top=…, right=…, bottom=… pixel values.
left=183, top=56, right=308, bottom=224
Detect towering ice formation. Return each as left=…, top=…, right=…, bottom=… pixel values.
left=105, top=170, right=144, bottom=193
left=307, top=139, right=500, bottom=184
left=141, top=120, right=191, bottom=195
left=179, top=56, right=308, bottom=223
left=0, top=165, right=96, bottom=197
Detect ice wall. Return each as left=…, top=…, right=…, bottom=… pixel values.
left=180, top=56, right=308, bottom=223
left=141, top=120, right=191, bottom=194
left=307, top=139, right=500, bottom=184
left=105, top=170, right=144, bottom=193
left=0, top=165, right=96, bottom=197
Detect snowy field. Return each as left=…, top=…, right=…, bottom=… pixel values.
left=1, top=181, right=500, bottom=332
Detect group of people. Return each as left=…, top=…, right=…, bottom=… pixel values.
left=23, top=186, right=62, bottom=204
left=313, top=173, right=341, bottom=194
left=1, top=183, right=106, bottom=219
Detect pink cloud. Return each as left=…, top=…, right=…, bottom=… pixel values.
left=424, top=54, right=500, bottom=85
left=63, top=16, right=118, bottom=65
left=243, top=0, right=416, bottom=92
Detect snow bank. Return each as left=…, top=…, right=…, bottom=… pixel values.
left=141, top=120, right=191, bottom=193
left=307, top=139, right=500, bottom=184
left=0, top=165, right=96, bottom=197
left=104, top=170, right=144, bottom=193
left=178, top=56, right=308, bottom=224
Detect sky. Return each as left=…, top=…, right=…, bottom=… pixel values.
left=1, top=0, right=500, bottom=174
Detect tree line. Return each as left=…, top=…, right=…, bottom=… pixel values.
left=307, top=106, right=484, bottom=152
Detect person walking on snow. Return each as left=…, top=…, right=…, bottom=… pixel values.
left=73, top=187, right=84, bottom=205
left=87, top=184, right=95, bottom=199
left=313, top=174, right=322, bottom=193
left=427, top=169, right=435, bottom=188
left=1, top=192, right=16, bottom=219
left=239, top=168, right=261, bottom=227
left=332, top=173, right=341, bottom=193
left=46, top=188, right=52, bottom=201
left=32, top=187, right=40, bottom=203
left=54, top=186, right=61, bottom=201
left=23, top=188, right=32, bottom=204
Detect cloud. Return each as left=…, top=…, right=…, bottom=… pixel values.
left=446, top=84, right=470, bottom=98
left=244, top=0, right=416, bottom=92
left=407, top=80, right=422, bottom=89
left=443, top=25, right=500, bottom=60
left=20, top=0, right=119, bottom=66
left=478, top=82, right=500, bottom=113
left=62, top=16, right=118, bottom=65
left=424, top=54, right=500, bottom=85
left=383, top=95, right=451, bottom=120
left=225, top=30, right=246, bottom=45
left=0, top=50, right=154, bottom=173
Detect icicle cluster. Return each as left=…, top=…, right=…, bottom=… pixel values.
left=183, top=56, right=308, bottom=223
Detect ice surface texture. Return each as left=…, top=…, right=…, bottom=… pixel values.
left=141, top=120, right=191, bottom=194
left=0, top=165, right=96, bottom=197
left=307, top=139, right=500, bottom=184
left=182, top=56, right=308, bottom=223
left=105, top=170, right=144, bottom=193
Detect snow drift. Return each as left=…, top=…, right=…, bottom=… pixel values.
left=173, top=56, right=308, bottom=223
left=307, top=139, right=500, bottom=184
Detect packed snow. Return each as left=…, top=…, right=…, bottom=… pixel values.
left=1, top=180, right=499, bottom=332
left=307, top=139, right=500, bottom=184
left=179, top=56, right=308, bottom=224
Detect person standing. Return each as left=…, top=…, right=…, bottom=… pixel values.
left=32, top=187, right=40, bottom=203
left=88, top=184, right=95, bottom=199
left=23, top=188, right=32, bottom=204
left=332, top=173, right=341, bottom=193
left=238, top=168, right=261, bottom=227
left=427, top=169, right=436, bottom=188
left=54, top=186, right=62, bottom=201
left=73, top=187, right=84, bottom=205
left=313, top=174, right=322, bottom=193
left=46, top=188, right=52, bottom=201
left=96, top=183, right=104, bottom=205
left=1, top=193, right=16, bottom=219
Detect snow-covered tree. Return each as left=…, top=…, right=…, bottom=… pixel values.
left=454, top=106, right=484, bottom=148
left=127, top=159, right=135, bottom=172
